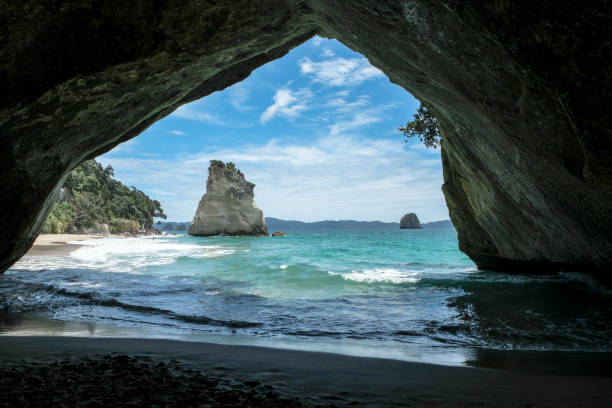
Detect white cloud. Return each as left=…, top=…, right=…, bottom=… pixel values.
left=169, top=130, right=185, bottom=135
left=325, top=98, right=346, bottom=108
left=325, top=94, right=371, bottom=112
left=260, top=88, right=312, bottom=124
left=299, top=57, right=383, bottom=87
left=97, top=37, right=443, bottom=223
left=228, top=85, right=252, bottom=112
left=146, top=189, right=176, bottom=196
left=321, top=48, right=335, bottom=57
left=407, top=140, right=441, bottom=154
left=99, top=133, right=446, bottom=223
left=323, top=97, right=397, bottom=138
left=310, top=36, right=323, bottom=47
left=108, top=138, right=139, bottom=153
left=171, top=105, right=226, bottom=126
left=329, top=112, right=382, bottom=137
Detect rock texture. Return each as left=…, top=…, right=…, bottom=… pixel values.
left=56, top=187, right=73, bottom=203
left=77, top=222, right=110, bottom=236
left=1, top=1, right=611, bottom=274
left=400, top=213, right=422, bottom=229
left=188, top=162, right=267, bottom=236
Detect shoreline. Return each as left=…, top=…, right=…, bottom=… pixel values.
left=1, top=311, right=611, bottom=378
left=25, top=233, right=115, bottom=256
left=25, top=233, right=163, bottom=256
left=11, top=234, right=612, bottom=405
left=15, top=234, right=612, bottom=377
left=0, top=335, right=611, bottom=407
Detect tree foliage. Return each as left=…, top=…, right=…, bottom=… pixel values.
left=109, top=218, right=141, bottom=234
left=42, top=202, right=74, bottom=234
left=43, top=160, right=166, bottom=233
left=210, top=160, right=243, bottom=177
left=399, top=103, right=441, bottom=148
left=209, top=160, right=225, bottom=168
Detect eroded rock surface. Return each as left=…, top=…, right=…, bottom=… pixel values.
left=188, top=162, right=267, bottom=236
left=1, top=1, right=610, bottom=274
left=76, top=222, right=111, bottom=236
left=400, top=213, right=422, bottom=229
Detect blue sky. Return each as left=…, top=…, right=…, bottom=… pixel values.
left=99, top=36, right=447, bottom=223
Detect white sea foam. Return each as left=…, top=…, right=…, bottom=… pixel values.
left=63, top=281, right=103, bottom=289
left=13, top=236, right=235, bottom=273
left=329, top=268, right=421, bottom=284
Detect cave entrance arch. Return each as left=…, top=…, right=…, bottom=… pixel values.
left=96, top=36, right=448, bottom=230
left=1, top=1, right=610, bottom=274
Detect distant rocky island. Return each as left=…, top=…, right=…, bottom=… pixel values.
left=158, top=218, right=453, bottom=232
left=188, top=161, right=268, bottom=236
left=400, top=213, right=422, bottom=229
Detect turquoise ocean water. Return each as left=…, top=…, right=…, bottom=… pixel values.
left=2, top=228, right=611, bottom=364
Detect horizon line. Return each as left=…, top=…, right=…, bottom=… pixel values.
left=157, top=217, right=452, bottom=224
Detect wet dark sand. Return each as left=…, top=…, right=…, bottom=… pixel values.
left=0, top=336, right=611, bottom=407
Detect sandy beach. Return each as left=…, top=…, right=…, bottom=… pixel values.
left=0, top=336, right=610, bottom=407
left=25, top=233, right=128, bottom=256
left=25, top=234, right=109, bottom=256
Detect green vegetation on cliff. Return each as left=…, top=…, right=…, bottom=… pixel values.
left=43, top=160, right=166, bottom=234
left=210, top=160, right=243, bottom=177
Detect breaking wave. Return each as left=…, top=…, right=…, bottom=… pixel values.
left=329, top=268, right=421, bottom=284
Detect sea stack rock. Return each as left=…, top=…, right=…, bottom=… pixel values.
left=400, top=213, right=422, bottom=229
left=188, top=161, right=268, bottom=236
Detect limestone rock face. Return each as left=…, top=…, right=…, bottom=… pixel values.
left=400, top=213, right=422, bottom=230
left=188, top=162, right=267, bottom=236
left=56, top=187, right=73, bottom=203
left=77, top=222, right=110, bottom=236
left=1, top=1, right=611, bottom=274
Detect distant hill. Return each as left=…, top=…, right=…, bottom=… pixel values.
left=157, top=218, right=454, bottom=232
left=420, top=219, right=454, bottom=229
left=265, top=218, right=454, bottom=231
left=155, top=221, right=190, bottom=232
left=265, top=218, right=398, bottom=230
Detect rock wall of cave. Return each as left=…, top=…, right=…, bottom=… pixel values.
left=1, top=0, right=610, bottom=274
